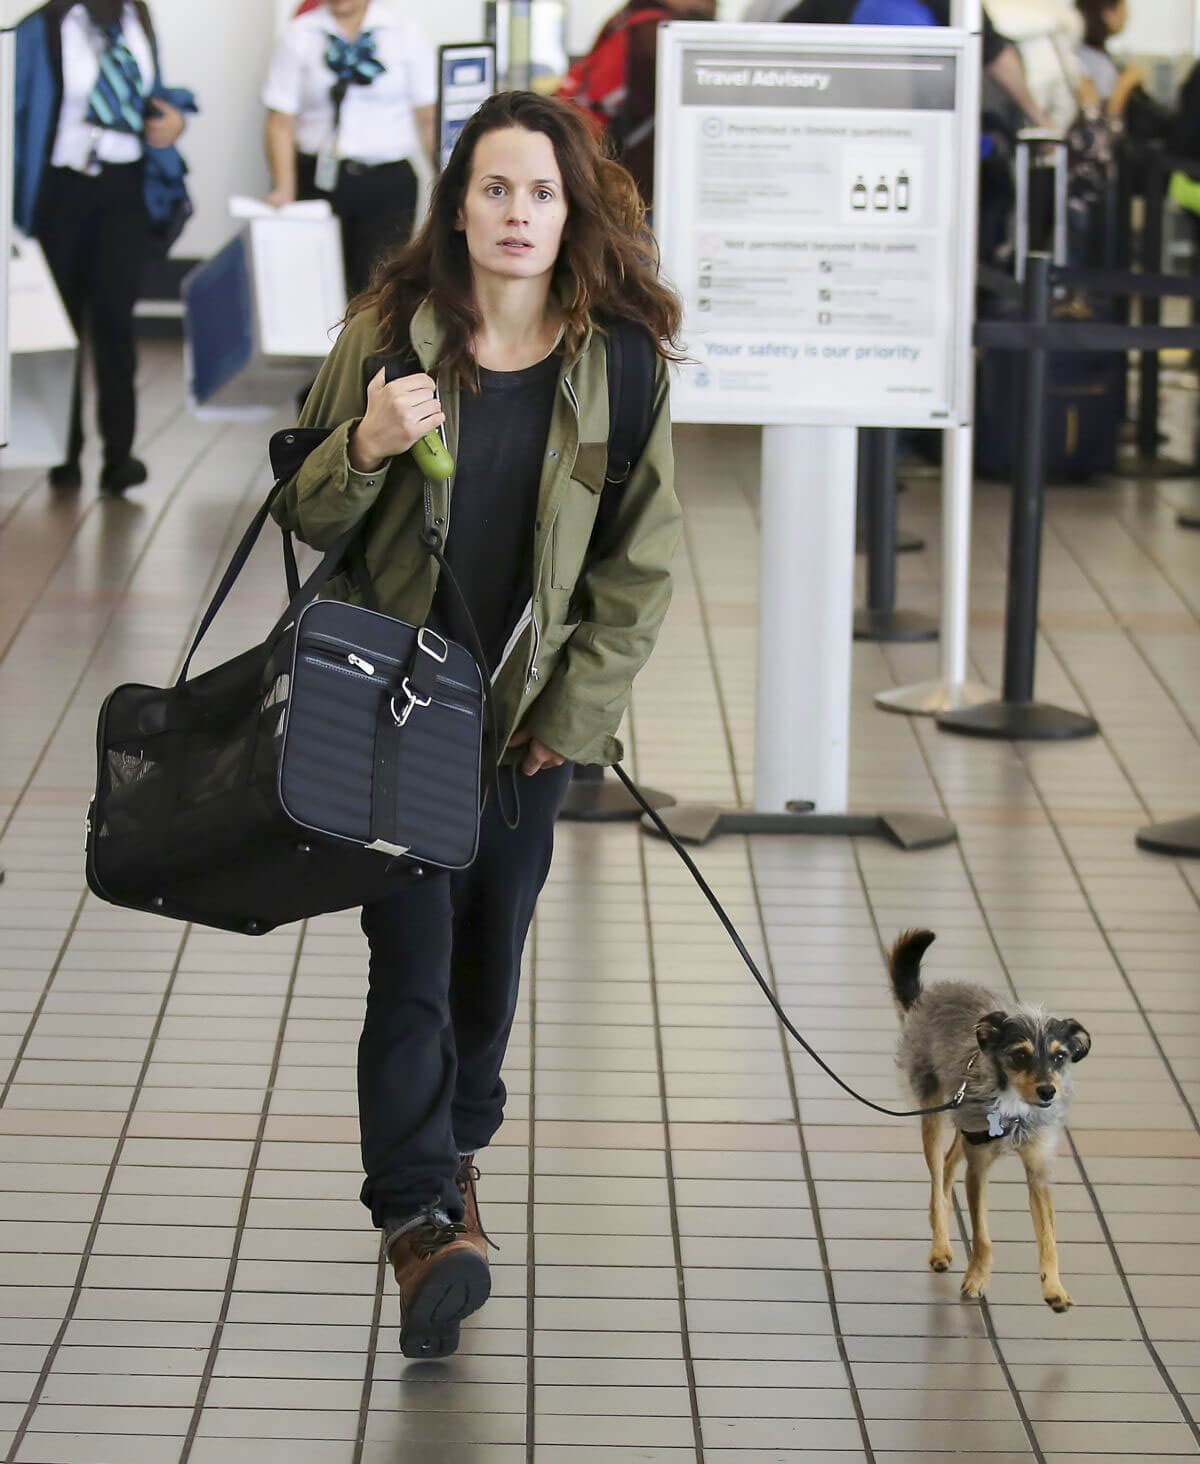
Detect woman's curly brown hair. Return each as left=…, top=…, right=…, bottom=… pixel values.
left=348, top=90, right=684, bottom=385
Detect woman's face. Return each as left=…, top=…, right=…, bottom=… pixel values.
left=1103, top=0, right=1128, bottom=36
left=456, top=127, right=569, bottom=286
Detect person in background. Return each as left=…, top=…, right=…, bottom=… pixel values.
left=558, top=0, right=716, bottom=210
left=13, top=0, right=188, bottom=495
left=263, top=0, right=436, bottom=296
left=1074, top=0, right=1143, bottom=123
left=782, top=0, right=1050, bottom=127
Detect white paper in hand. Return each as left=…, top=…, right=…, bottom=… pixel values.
left=229, top=196, right=334, bottom=221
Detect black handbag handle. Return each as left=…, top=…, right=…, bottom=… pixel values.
left=177, top=468, right=358, bottom=686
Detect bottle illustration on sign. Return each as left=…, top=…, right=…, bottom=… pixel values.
left=874, top=177, right=890, bottom=210
left=896, top=171, right=911, bottom=211
left=851, top=176, right=868, bottom=210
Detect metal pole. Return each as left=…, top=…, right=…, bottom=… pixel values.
left=865, top=429, right=897, bottom=614
left=1137, top=148, right=1165, bottom=461
left=1002, top=254, right=1051, bottom=704
left=755, top=425, right=857, bottom=814
left=940, top=424, right=972, bottom=686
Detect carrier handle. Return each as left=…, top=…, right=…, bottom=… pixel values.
left=177, top=457, right=359, bottom=686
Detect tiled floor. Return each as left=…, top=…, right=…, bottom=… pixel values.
left=0, top=342, right=1198, bottom=1462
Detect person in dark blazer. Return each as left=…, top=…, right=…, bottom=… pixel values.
left=14, top=0, right=189, bottom=495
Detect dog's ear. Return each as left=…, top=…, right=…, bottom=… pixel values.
left=1056, top=1019, right=1091, bottom=1064
left=975, top=1011, right=1008, bottom=1051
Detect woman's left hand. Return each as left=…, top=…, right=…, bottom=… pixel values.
left=145, top=99, right=186, bottom=149
left=509, top=729, right=566, bottom=777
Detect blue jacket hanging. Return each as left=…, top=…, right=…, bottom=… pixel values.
left=13, top=0, right=198, bottom=249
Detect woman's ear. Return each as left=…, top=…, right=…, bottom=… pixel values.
left=975, top=1012, right=1008, bottom=1051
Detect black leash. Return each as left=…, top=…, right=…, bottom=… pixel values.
left=610, top=764, right=969, bottom=1120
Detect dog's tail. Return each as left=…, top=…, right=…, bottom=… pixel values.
left=889, top=928, right=936, bottom=1015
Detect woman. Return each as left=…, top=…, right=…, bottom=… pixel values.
left=13, top=0, right=188, bottom=494
left=1075, top=0, right=1145, bottom=122
left=262, top=0, right=437, bottom=295
left=271, top=91, right=682, bottom=1358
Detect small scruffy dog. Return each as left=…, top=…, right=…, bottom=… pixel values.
left=889, top=929, right=1091, bottom=1311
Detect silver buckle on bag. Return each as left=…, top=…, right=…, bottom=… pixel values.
left=417, top=627, right=448, bottom=663
left=390, top=678, right=431, bottom=728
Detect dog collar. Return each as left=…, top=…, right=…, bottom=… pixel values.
left=963, top=1109, right=1013, bottom=1146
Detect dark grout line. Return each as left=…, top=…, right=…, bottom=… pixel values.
left=178, top=921, right=309, bottom=1463
left=631, top=709, right=705, bottom=1464
left=946, top=1193, right=1049, bottom=1464
left=1065, top=1130, right=1200, bottom=1447
left=749, top=844, right=877, bottom=1464
left=525, top=914, right=538, bottom=1463
left=0, top=890, right=90, bottom=1107
left=677, top=511, right=745, bottom=809
left=350, top=1246, right=387, bottom=1464
left=2, top=922, right=194, bottom=1464
left=667, top=507, right=871, bottom=1458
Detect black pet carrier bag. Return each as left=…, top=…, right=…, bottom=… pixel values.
left=85, top=427, right=488, bottom=936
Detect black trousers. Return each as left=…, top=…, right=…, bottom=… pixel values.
left=36, top=162, right=148, bottom=468
left=358, top=761, right=572, bottom=1229
left=296, top=153, right=418, bottom=297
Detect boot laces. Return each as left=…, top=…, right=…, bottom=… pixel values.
left=456, top=1158, right=499, bottom=1251
left=408, top=1214, right=469, bottom=1259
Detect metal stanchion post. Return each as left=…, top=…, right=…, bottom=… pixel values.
left=937, top=255, right=1099, bottom=741
left=1121, top=146, right=1192, bottom=477
left=854, top=428, right=938, bottom=642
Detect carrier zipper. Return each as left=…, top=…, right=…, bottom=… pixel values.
left=302, top=633, right=479, bottom=698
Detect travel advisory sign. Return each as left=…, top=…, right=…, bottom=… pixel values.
left=654, top=23, right=980, bottom=427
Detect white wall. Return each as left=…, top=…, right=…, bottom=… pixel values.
left=1119, top=0, right=1196, bottom=59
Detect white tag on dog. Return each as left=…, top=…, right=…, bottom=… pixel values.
left=987, top=1110, right=1006, bottom=1138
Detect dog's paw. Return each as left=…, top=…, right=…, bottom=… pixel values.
left=1043, top=1283, right=1073, bottom=1312
left=960, top=1267, right=990, bottom=1300
left=928, top=1244, right=953, bottom=1273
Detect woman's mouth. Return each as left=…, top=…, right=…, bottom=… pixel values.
left=499, top=239, right=534, bottom=253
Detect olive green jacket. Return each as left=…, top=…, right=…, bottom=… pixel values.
left=270, top=299, right=681, bottom=765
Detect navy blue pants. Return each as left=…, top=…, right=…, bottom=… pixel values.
left=358, top=762, right=572, bottom=1228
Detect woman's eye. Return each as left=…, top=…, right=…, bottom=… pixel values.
left=486, top=185, right=505, bottom=198
left=536, top=190, right=553, bottom=201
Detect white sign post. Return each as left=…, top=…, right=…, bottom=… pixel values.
left=652, top=15, right=986, bottom=848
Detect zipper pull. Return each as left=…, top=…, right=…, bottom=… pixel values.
left=348, top=653, right=375, bottom=677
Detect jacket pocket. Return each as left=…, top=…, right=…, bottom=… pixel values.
left=550, top=443, right=605, bottom=591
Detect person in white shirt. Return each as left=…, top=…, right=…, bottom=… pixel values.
left=25, top=0, right=185, bottom=494
left=263, top=0, right=437, bottom=295
left=1075, top=0, right=1144, bottom=121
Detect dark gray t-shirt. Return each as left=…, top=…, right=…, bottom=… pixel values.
left=430, top=352, right=562, bottom=674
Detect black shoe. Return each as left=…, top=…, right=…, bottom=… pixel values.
left=100, top=458, right=148, bottom=495
left=49, top=461, right=82, bottom=491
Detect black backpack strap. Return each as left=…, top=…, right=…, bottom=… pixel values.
left=588, top=318, right=657, bottom=564
left=604, top=317, right=656, bottom=488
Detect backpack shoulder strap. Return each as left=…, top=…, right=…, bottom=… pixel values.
left=604, top=316, right=657, bottom=488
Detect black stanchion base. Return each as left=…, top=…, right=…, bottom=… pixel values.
left=1136, top=814, right=1200, bottom=858
left=853, top=609, right=939, bottom=643
left=559, top=777, right=676, bottom=823
left=858, top=532, right=925, bottom=555
left=641, top=804, right=956, bottom=852
left=937, top=699, right=1099, bottom=741
left=1115, top=454, right=1198, bottom=481
left=1179, top=513, right=1200, bottom=530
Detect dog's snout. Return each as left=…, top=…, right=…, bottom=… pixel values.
left=1036, top=1084, right=1057, bottom=1104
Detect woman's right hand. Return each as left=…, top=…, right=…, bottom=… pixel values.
left=349, top=368, right=446, bottom=473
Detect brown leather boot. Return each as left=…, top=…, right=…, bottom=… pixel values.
left=455, top=1154, right=497, bottom=1260
left=389, top=1213, right=491, bottom=1358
